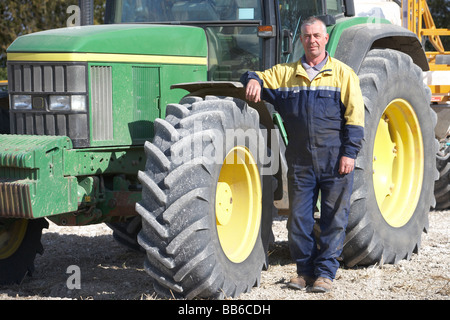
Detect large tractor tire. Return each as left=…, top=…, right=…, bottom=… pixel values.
left=106, top=216, right=144, bottom=252
left=136, top=96, right=274, bottom=299
left=343, top=49, right=437, bottom=266
left=434, top=141, right=450, bottom=210
left=0, top=218, right=48, bottom=284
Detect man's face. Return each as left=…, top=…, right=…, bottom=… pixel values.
left=300, top=21, right=329, bottom=59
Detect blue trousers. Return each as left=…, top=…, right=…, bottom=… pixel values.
left=287, top=160, right=354, bottom=280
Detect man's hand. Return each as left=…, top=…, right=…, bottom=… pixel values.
left=245, top=79, right=262, bottom=103
left=339, top=156, right=355, bottom=175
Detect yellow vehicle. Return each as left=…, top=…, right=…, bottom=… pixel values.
left=403, top=0, right=450, bottom=210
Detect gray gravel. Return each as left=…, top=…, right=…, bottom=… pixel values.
left=0, top=210, right=448, bottom=300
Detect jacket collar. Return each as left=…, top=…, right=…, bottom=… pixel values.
left=296, top=52, right=333, bottom=79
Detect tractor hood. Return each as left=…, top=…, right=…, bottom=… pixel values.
left=7, top=24, right=207, bottom=58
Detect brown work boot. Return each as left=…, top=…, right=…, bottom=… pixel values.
left=308, top=277, right=333, bottom=293
left=288, top=274, right=315, bottom=290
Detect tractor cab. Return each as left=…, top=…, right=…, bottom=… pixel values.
left=104, top=0, right=347, bottom=80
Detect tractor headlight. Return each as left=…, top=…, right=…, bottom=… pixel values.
left=49, top=95, right=70, bottom=111
left=71, top=95, right=87, bottom=112
left=12, top=95, right=32, bottom=110
left=49, top=95, right=86, bottom=112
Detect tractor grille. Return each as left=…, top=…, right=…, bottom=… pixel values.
left=7, top=62, right=90, bottom=148
left=9, top=63, right=86, bottom=93
left=90, top=66, right=113, bottom=141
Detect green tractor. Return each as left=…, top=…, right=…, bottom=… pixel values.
left=1, top=0, right=438, bottom=299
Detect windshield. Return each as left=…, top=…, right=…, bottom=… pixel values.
left=106, top=0, right=264, bottom=81
left=108, top=0, right=263, bottom=23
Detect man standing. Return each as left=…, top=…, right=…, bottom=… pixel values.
left=240, top=17, right=364, bottom=293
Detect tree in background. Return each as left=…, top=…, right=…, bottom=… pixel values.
left=0, top=0, right=105, bottom=80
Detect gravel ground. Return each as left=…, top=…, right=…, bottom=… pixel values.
left=0, top=210, right=448, bottom=301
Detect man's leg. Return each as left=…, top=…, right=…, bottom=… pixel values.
left=287, top=164, right=319, bottom=279
left=313, top=171, right=354, bottom=281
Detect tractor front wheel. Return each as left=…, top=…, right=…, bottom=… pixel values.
left=137, top=96, right=274, bottom=299
left=0, top=218, right=48, bottom=284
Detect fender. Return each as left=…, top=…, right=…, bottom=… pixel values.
left=171, top=81, right=276, bottom=132
left=333, top=23, right=429, bottom=74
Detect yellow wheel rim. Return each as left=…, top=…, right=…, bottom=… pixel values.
left=215, top=146, right=262, bottom=263
left=372, top=99, right=424, bottom=227
left=0, top=219, right=28, bottom=259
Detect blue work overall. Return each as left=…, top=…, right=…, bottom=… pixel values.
left=241, top=55, right=364, bottom=280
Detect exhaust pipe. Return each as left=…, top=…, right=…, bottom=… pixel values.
left=78, top=0, right=94, bottom=25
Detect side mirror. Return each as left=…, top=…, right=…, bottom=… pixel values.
left=282, top=29, right=293, bottom=54
left=343, top=0, right=356, bottom=17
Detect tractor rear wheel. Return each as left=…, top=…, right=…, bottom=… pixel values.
left=0, top=218, right=48, bottom=284
left=343, top=49, right=437, bottom=266
left=137, top=96, right=273, bottom=299
left=434, top=141, right=450, bottom=210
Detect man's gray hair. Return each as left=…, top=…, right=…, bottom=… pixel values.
left=301, top=16, right=327, bottom=34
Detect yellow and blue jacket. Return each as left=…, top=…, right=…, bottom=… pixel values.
left=241, top=56, right=364, bottom=171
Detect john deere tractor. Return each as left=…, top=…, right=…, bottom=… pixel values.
left=0, top=0, right=439, bottom=299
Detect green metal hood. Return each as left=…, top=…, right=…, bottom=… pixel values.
left=7, top=24, right=207, bottom=57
